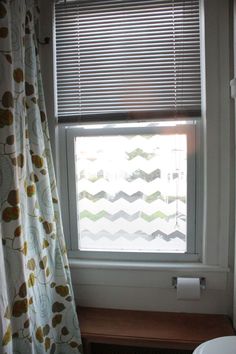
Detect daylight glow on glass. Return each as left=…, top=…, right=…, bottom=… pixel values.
left=74, top=133, right=187, bottom=253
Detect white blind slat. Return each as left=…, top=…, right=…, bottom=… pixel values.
left=55, top=0, right=201, bottom=121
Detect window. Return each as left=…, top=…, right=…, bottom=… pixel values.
left=65, top=121, right=196, bottom=260
left=55, top=0, right=201, bottom=261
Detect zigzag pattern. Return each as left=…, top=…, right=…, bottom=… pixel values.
left=79, top=191, right=147, bottom=203
left=78, top=180, right=163, bottom=197
left=75, top=134, right=187, bottom=250
left=79, top=168, right=161, bottom=182
left=79, top=190, right=185, bottom=204
left=79, top=218, right=185, bottom=236
left=80, top=230, right=186, bottom=242
left=79, top=210, right=175, bottom=222
left=79, top=199, right=186, bottom=215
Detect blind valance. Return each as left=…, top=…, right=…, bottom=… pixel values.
left=55, top=0, right=201, bottom=122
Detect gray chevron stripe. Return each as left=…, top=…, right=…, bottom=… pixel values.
left=79, top=169, right=104, bottom=182
left=79, top=191, right=164, bottom=203
left=151, top=230, right=186, bottom=241
left=81, top=230, right=185, bottom=242
left=80, top=210, right=174, bottom=221
left=79, top=191, right=144, bottom=202
left=80, top=210, right=141, bottom=221
left=126, top=148, right=156, bottom=160
left=127, top=169, right=161, bottom=182
left=79, top=168, right=161, bottom=182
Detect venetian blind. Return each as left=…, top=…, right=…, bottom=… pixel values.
left=55, top=0, right=201, bottom=122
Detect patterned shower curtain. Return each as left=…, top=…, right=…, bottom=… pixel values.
left=0, top=1, right=83, bottom=353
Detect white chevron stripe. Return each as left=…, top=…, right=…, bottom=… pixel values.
left=75, top=157, right=185, bottom=176
left=79, top=218, right=186, bottom=235
left=124, top=135, right=171, bottom=151
left=76, top=179, right=186, bottom=196
left=79, top=199, right=186, bottom=215
left=77, top=156, right=167, bottom=174
left=125, top=156, right=170, bottom=173
left=80, top=235, right=186, bottom=252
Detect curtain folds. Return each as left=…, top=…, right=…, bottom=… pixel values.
left=0, top=1, right=82, bottom=353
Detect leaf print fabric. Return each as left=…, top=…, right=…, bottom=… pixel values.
left=0, top=1, right=82, bottom=353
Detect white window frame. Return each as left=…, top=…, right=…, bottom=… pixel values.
left=59, top=121, right=200, bottom=262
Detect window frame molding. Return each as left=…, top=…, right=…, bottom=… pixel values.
left=199, top=0, right=232, bottom=269
left=60, top=121, right=199, bottom=262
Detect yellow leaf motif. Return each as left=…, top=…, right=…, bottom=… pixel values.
left=61, top=326, right=69, bottom=336
left=22, top=241, right=28, bottom=256
left=13, top=68, right=24, bottom=83
left=2, top=206, right=20, bottom=222
left=27, top=185, right=36, bottom=197
left=2, top=92, right=13, bottom=109
left=17, top=154, right=24, bottom=168
left=2, top=324, right=12, bottom=346
left=52, top=314, right=62, bottom=328
left=24, top=319, right=30, bottom=328
left=6, top=135, right=14, bottom=145
left=45, top=337, right=51, bottom=351
left=27, top=258, right=36, bottom=270
left=32, top=155, right=44, bottom=168
left=43, top=221, right=53, bottom=235
left=4, top=306, right=11, bottom=319
left=43, top=324, right=50, bottom=336
left=70, top=341, right=79, bottom=348
left=12, top=299, right=28, bottom=317
left=19, top=282, right=27, bottom=298
left=52, top=302, right=65, bottom=313
left=39, top=261, right=45, bottom=270
left=43, top=239, right=49, bottom=249
left=39, top=255, right=47, bottom=270
left=14, top=225, right=22, bottom=238
left=55, top=285, right=69, bottom=297
left=7, top=189, right=19, bottom=206
left=28, top=273, right=35, bottom=287
left=35, top=327, right=44, bottom=343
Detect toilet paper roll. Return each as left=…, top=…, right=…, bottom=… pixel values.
left=177, top=277, right=201, bottom=300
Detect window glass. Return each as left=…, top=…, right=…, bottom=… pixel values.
left=73, top=126, right=189, bottom=253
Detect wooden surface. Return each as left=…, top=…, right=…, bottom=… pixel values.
left=77, top=307, right=235, bottom=353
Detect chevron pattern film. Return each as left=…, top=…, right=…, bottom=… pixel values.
left=75, top=133, right=187, bottom=253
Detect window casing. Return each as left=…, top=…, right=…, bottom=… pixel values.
left=57, top=120, right=200, bottom=262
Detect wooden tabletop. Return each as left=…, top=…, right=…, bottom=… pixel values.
left=77, top=307, right=235, bottom=351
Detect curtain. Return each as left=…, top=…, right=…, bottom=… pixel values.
left=0, top=1, right=83, bottom=353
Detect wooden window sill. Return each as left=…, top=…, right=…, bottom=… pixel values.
left=77, top=307, right=235, bottom=353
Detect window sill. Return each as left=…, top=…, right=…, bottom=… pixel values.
left=69, top=258, right=230, bottom=273
left=69, top=258, right=230, bottom=308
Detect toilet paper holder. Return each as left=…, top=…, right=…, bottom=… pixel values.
left=172, top=277, right=206, bottom=290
